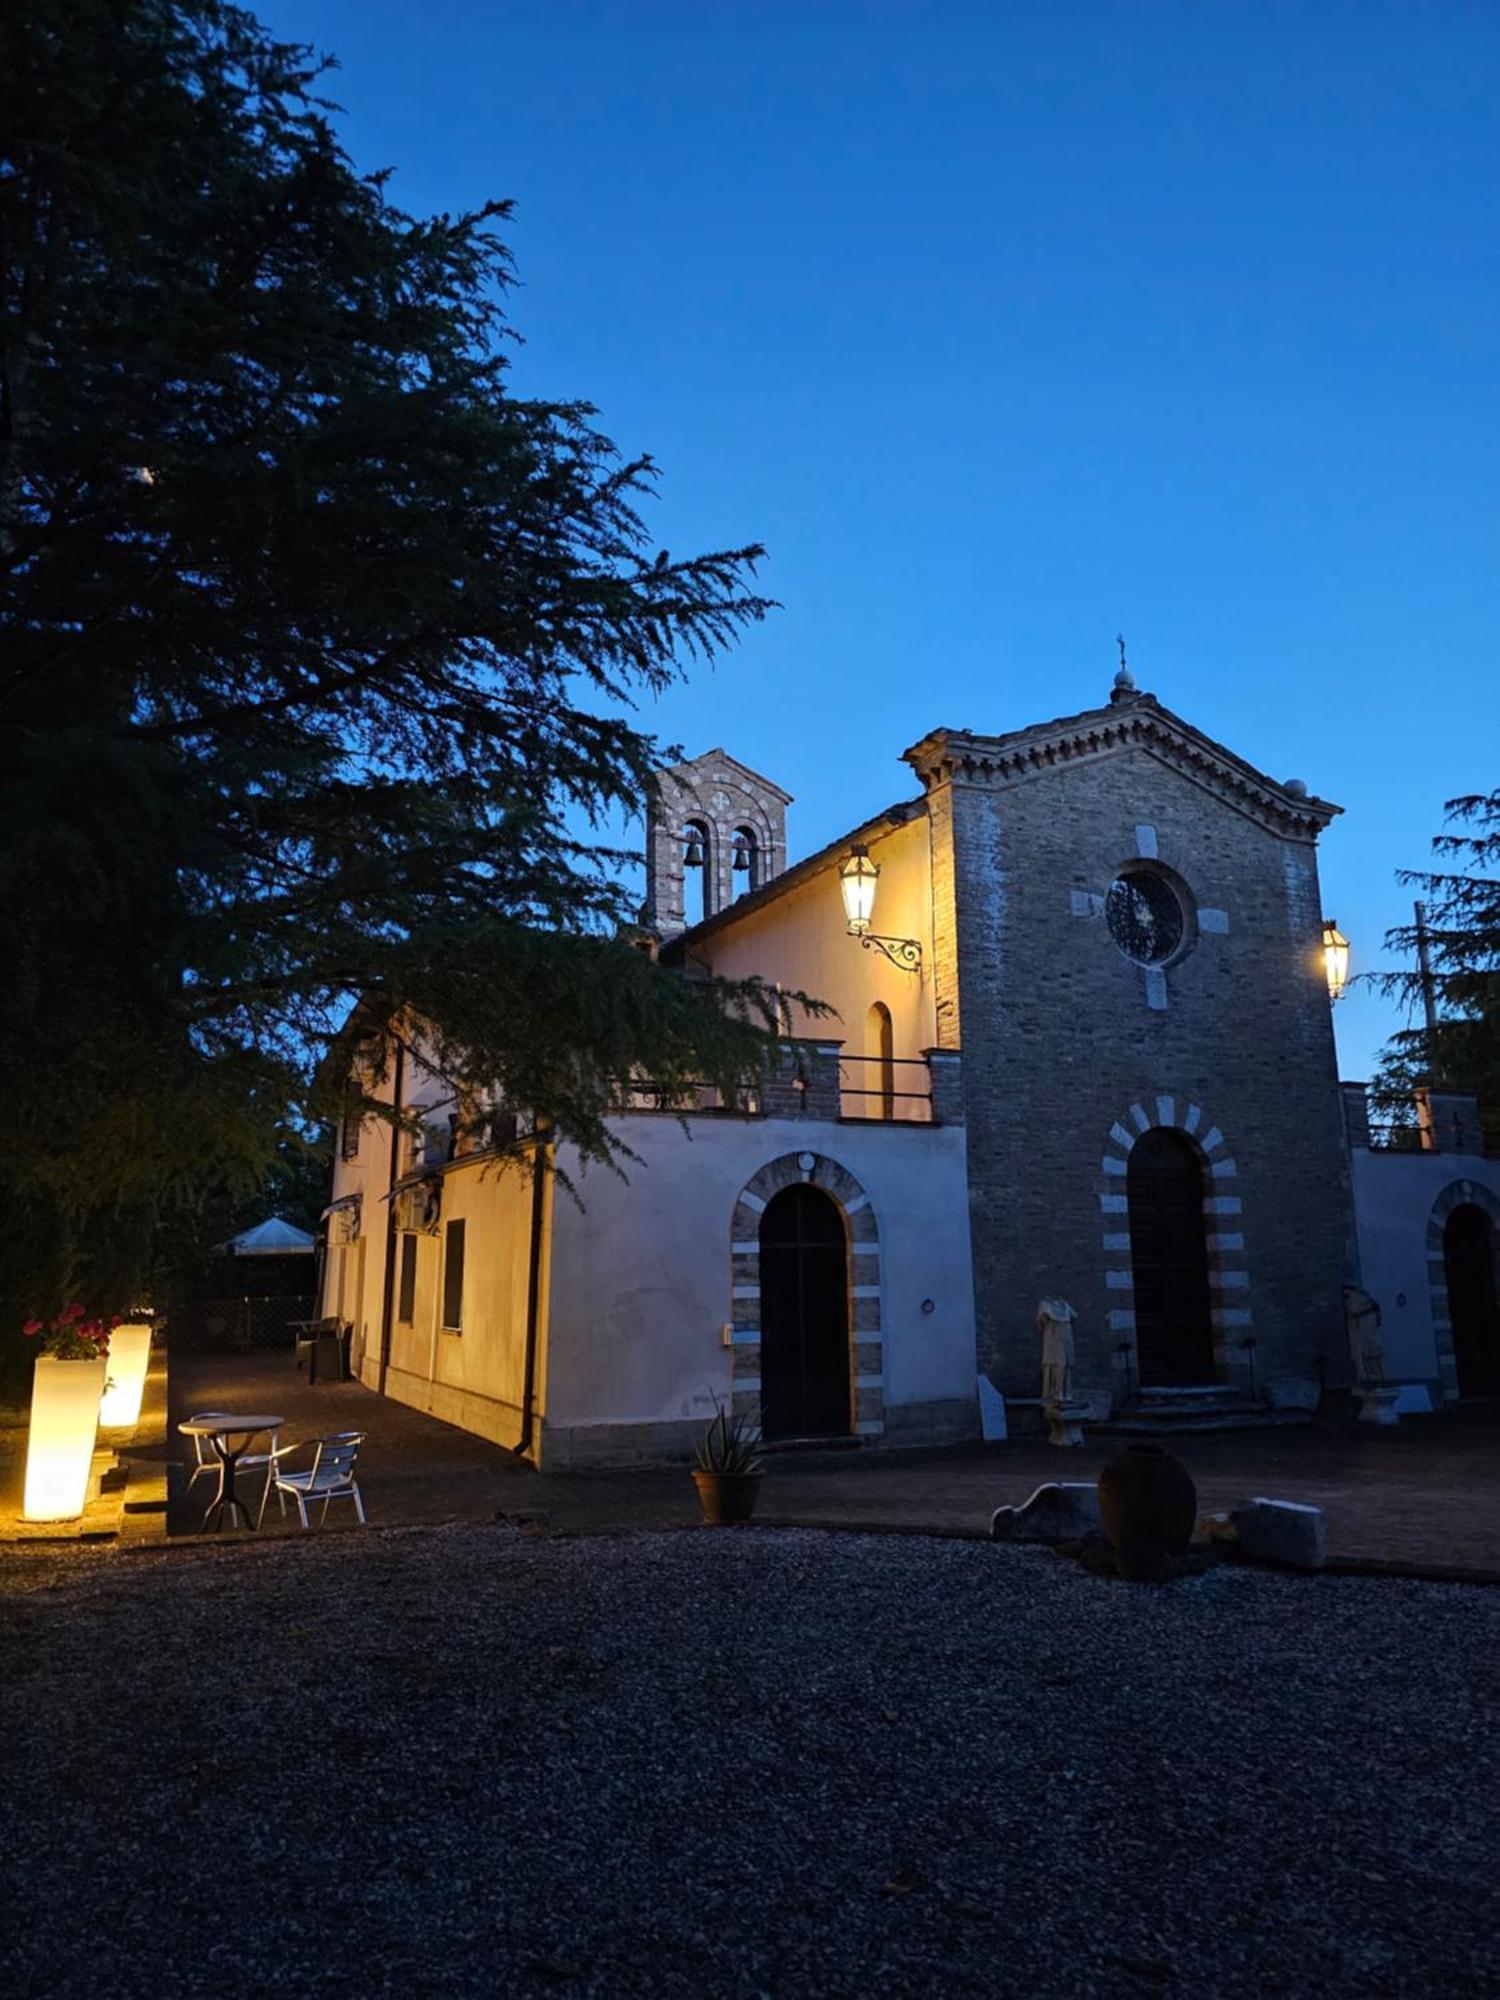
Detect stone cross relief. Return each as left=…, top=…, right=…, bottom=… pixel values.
left=1068, top=823, right=1229, bottom=1010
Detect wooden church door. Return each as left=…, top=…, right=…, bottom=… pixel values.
left=1446, top=1203, right=1500, bottom=1397
left=1127, top=1127, right=1216, bottom=1387
left=758, top=1184, right=851, bottom=1439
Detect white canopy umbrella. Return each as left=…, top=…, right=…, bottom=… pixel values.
left=213, top=1215, right=317, bottom=1257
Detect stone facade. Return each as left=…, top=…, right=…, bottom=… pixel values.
left=903, top=682, right=1353, bottom=1403
left=644, top=747, right=792, bottom=935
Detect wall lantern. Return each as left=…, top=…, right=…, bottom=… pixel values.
left=1322, top=918, right=1351, bottom=1002
left=839, top=845, right=922, bottom=974
left=99, top=1320, right=154, bottom=1430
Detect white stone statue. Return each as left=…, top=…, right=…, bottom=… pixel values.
left=1343, top=1285, right=1386, bottom=1387
left=1344, top=1284, right=1400, bottom=1426
left=1037, top=1298, right=1077, bottom=1402
left=1037, top=1299, right=1087, bottom=1445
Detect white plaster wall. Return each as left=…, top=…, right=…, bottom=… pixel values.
left=1351, top=1146, right=1500, bottom=1386
left=544, top=1113, right=975, bottom=1428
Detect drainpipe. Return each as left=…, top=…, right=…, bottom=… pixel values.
left=376, top=1033, right=407, bottom=1397
left=516, top=1120, right=553, bottom=1460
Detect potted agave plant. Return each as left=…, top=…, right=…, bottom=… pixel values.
left=22, top=1306, right=120, bottom=1522
left=692, top=1401, right=764, bottom=1525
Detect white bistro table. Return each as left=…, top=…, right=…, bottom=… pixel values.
left=179, top=1414, right=284, bottom=1532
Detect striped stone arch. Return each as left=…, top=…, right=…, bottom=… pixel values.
left=1425, top=1179, right=1500, bottom=1403
left=1098, top=1094, right=1253, bottom=1394
left=728, top=1151, right=885, bottom=1438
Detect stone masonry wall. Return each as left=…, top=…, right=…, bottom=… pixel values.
left=931, top=740, right=1353, bottom=1402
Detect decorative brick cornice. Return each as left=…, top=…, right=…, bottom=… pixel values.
left=903, top=695, right=1341, bottom=841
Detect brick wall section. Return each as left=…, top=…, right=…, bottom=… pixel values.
left=760, top=1040, right=843, bottom=1120
left=909, top=703, right=1353, bottom=1402
left=924, top=1049, right=965, bottom=1125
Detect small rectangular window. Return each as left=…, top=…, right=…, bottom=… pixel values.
left=397, top=1233, right=418, bottom=1325
left=441, top=1219, right=466, bottom=1332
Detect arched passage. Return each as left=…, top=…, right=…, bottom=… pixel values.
left=759, top=1184, right=851, bottom=1438
left=1446, top=1203, right=1500, bottom=1397
left=1127, top=1126, right=1216, bottom=1386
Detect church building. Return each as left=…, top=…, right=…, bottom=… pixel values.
left=319, top=666, right=1495, bottom=1465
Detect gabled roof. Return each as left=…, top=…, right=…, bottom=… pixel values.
left=903, top=690, right=1341, bottom=840
left=657, top=746, right=795, bottom=807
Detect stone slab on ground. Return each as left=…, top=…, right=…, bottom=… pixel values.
left=1231, top=1496, right=1329, bottom=1571
left=990, top=1480, right=1100, bottom=1542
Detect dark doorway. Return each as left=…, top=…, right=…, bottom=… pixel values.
left=1127, top=1127, right=1217, bottom=1387
left=1446, top=1203, right=1500, bottom=1397
left=758, top=1184, right=851, bottom=1439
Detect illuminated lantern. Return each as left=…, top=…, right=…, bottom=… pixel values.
left=1322, top=919, right=1351, bottom=1002
left=839, top=845, right=880, bottom=936
left=23, top=1356, right=107, bottom=1521
left=99, top=1321, right=153, bottom=1430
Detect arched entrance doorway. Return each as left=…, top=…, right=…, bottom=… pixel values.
left=1446, top=1203, right=1500, bottom=1397
left=1127, top=1126, right=1216, bottom=1386
left=758, top=1184, right=851, bottom=1439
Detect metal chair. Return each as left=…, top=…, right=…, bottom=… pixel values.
left=183, top=1411, right=234, bottom=1502
left=259, top=1431, right=368, bottom=1529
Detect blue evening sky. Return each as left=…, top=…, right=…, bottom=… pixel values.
left=267, top=0, right=1498, bottom=1081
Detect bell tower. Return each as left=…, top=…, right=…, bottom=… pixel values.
left=644, top=748, right=792, bottom=937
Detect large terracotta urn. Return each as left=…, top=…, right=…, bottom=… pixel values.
left=23, top=1356, right=108, bottom=1521
left=1097, top=1442, right=1197, bottom=1582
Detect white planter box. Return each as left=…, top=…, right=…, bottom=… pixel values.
left=23, top=1356, right=108, bottom=1521
left=99, top=1323, right=153, bottom=1429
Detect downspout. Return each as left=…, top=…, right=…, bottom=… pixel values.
left=376, top=1033, right=407, bottom=1397
left=516, top=1120, right=553, bottom=1461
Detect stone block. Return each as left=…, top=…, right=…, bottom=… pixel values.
left=1393, top=1384, right=1434, bottom=1416
left=990, top=1480, right=1100, bottom=1544
left=1267, top=1376, right=1320, bottom=1412
left=1229, top=1497, right=1327, bottom=1571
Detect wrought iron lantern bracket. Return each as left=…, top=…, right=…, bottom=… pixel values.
left=857, top=931, right=923, bottom=975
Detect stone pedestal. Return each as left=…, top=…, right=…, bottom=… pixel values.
left=1044, top=1397, right=1090, bottom=1447
left=1356, top=1385, right=1401, bottom=1427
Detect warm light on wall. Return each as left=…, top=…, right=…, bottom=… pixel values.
left=839, top=845, right=922, bottom=974
left=99, top=1322, right=153, bottom=1429
left=1322, top=918, right=1351, bottom=1002
left=23, top=1357, right=107, bottom=1521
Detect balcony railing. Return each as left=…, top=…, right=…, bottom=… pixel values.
left=609, top=1041, right=962, bottom=1127
left=837, top=1054, right=933, bottom=1123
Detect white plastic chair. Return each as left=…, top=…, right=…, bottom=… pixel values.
left=259, top=1431, right=368, bottom=1529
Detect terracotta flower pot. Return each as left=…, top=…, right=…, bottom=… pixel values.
left=23, top=1355, right=108, bottom=1522
left=1097, top=1442, right=1197, bottom=1582
left=692, top=1469, right=762, bottom=1525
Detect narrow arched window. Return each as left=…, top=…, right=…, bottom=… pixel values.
left=683, top=819, right=712, bottom=926
left=867, top=1002, right=895, bottom=1120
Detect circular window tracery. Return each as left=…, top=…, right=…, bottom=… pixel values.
left=1106, top=868, right=1186, bottom=965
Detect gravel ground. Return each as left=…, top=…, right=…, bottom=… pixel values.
left=3, top=1525, right=1498, bottom=1999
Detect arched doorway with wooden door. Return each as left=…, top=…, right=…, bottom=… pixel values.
left=758, top=1183, right=852, bottom=1440
left=1445, top=1202, right=1500, bottom=1397
left=1127, top=1125, right=1217, bottom=1387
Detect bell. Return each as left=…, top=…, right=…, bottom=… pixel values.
left=683, top=836, right=704, bottom=868
left=732, top=839, right=750, bottom=873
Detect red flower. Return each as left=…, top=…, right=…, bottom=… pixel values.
left=60, top=1303, right=85, bottom=1323
left=22, top=1319, right=42, bottom=1337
